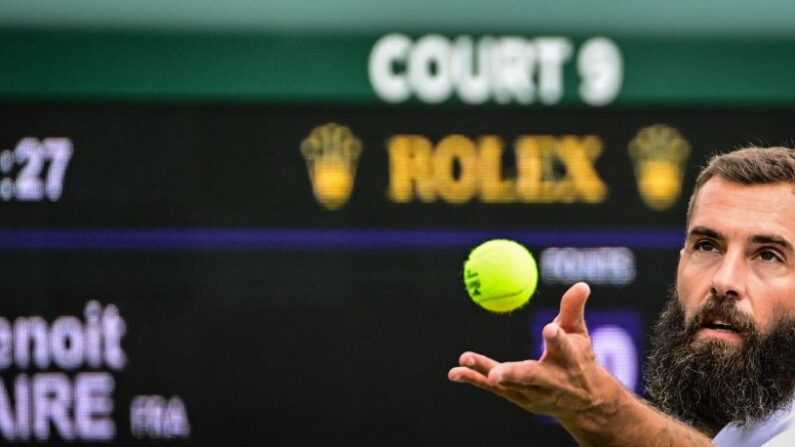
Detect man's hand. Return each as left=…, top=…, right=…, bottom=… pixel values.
left=448, top=282, right=715, bottom=447
left=448, top=282, right=614, bottom=420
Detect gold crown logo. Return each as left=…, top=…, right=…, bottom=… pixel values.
left=301, top=123, right=362, bottom=210
left=628, top=125, right=691, bottom=211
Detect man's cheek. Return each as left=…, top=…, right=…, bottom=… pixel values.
left=675, top=286, right=698, bottom=323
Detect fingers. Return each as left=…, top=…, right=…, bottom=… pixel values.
left=448, top=366, right=499, bottom=392
left=449, top=353, right=504, bottom=395
left=448, top=351, right=499, bottom=390
left=449, top=366, right=533, bottom=405
left=458, top=351, right=499, bottom=376
left=488, top=360, right=546, bottom=387
left=554, top=282, right=591, bottom=335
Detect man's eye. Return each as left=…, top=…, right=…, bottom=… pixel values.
left=759, top=249, right=782, bottom=263
left=694, top=240, right=716, bottom=252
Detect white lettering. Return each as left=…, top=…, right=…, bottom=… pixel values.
left=0, top=377, right=15, bottom=440
left=370, top=34, right=622, bottom=106
left=14, top=375, right=29, bottom=441
left=368, top=34, right=412, bottom=103
left=492, top=37, right=534, bottom=104
left=0, top=318, right=11, bottom=369
left=0, top=374, right=31, bottom=441
left=14, top=317, right=49, bottom=369
left=102, top=304, right=126, bottom=370
left=536, top=37, right=573, bottom=105
left=84, top=301, right=103, bottom=368
left=163, top=397, right=190, bottom=438
left=0, top=303, right=128, bottom=443
left=74, top=373, right=114, bottom=440
left=0, top=373, right=115, bottom=442
left=50, top=316, right=84, bottom=370
left=131, top=395, right=190, bottom=439
left=578, top=37, right=623, bottom=106
left=540, top=247, right=636, bottom=285
left=408, top=35, right=453, bottom=103
left=5, top=302, right=126, bottom=371
left=451, top=36, right=491, bottom=105
left=33, top=373, right=73, bottom=440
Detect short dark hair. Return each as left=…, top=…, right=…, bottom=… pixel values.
left=686, top=146, right=795, bottom=223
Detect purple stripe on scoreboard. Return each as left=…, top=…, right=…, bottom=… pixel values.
left=0, top=228, right=684, bottom=251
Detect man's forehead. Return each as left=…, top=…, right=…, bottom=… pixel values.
left=688, top=178, right=795, bottom=236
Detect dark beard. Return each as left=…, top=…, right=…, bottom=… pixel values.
left=644, top=288, right=795, bottom=433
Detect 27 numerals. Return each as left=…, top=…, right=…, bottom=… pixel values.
left=8, top=137, right=73, bottom=201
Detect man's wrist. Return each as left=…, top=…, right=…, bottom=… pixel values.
left=556, top=366, right=630, bottom=445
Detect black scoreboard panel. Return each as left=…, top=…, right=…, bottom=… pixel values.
left=1, top=249, right=676, bottom=446
left=0, top=103, right=793, bottom=227
left=0, top=103, right=793, bottom=446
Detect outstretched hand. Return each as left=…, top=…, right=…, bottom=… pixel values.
left=448, top=282, right=615, bottom=420
left=449, top=282, right=716, bottom=447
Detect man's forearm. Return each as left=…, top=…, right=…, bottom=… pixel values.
left=560, top=377, right=714, bottom=447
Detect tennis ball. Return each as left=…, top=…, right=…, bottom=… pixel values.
left=463, top=239, right=538, bottom=313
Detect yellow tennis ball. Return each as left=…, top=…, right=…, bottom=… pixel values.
left=463, top=239, right=538, bottom=313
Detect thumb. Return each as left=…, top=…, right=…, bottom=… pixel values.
left=554, top=282, right=591, bottom=335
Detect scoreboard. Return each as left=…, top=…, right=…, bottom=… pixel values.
left=1, top=29, right=795, bottom=446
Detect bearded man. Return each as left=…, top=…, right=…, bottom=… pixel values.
left=449, top=146, right=795, bottom=446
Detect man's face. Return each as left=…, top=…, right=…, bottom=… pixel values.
left=645, top=177, right=795, bottom=433
left=677, top=177, right=795, bottom=342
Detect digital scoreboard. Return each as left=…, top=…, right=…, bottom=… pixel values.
left=0, top=102, right=793, bottom=445
left=1, top=29, right=794, bottom=447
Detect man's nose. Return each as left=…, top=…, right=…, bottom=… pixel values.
left=711, top=249, right=746, bottom=299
